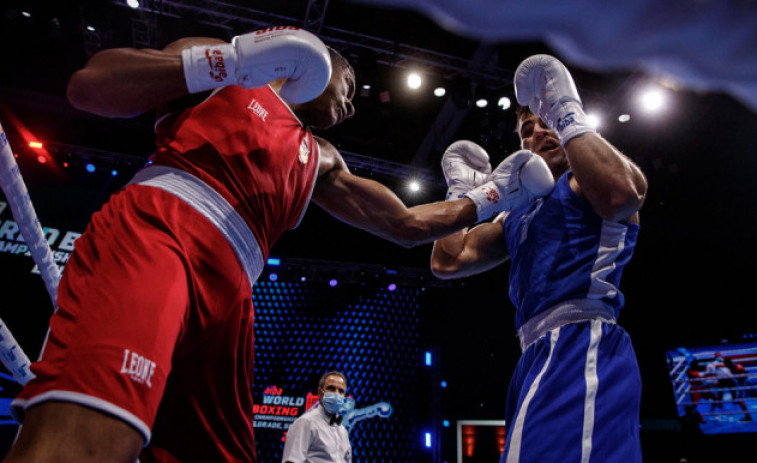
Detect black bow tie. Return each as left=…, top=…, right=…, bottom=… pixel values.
left=329, top=414, right=342, bottom=426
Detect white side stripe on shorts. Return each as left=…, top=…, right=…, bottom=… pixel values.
left=506, top=328, right=560, bottom=463
left=581, top=320, right=602, bottom=463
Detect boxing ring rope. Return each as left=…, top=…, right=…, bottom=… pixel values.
left=0, top=121, right=62, bottom=385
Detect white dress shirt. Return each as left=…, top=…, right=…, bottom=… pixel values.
left=282, top=405, right=352, bottom=463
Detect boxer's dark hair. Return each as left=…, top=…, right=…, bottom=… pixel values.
left=516, top=105, right=533, bottom=125
left=327, top=47, right=354, bottom=78
left=515, top=105, right=537, bottom=137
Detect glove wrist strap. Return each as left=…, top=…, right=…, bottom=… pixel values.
left=544, top=100, right=596, bottom=146
left=464, top=181, right=501, bottom=221
left=182, top=44, right=238, bottom=94
left=446, top=187, right=469, bottom=201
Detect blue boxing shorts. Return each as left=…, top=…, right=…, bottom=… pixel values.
left=501, top=320, right=642, bottom=463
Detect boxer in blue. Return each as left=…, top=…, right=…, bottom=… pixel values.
left=431, top=55, right=648, bottom=462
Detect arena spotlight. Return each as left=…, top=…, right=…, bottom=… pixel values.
left=618, top=114, right=631, bottom=123
left=387, top=283, right=397, bottom=291
left=269, top=273, right=278, bottom=281
left=111, top=169, right=118, bottom=176
left=407, top=179, right=421, bottom=193
left=86, top=26, right=96, bottom=32
left=21, top=12, right=31, bottom=18
left=433, top=87, right=446, bottom=97
left=475, top=98, right=488, bottom=108
left=329, top=279, right=338, bottom=287
left=36, top=155, right=47, bottom=164
left=640, top=87, right=665, bottom=113
left=407, top=72, right=422, bottom=90
left=586, top=112, right=602, bottom=129
left=85, top=163, right=95, bottom=173
left=126, top=0, right=140, bottom=9
left=498, top=96, right=511, bottom=110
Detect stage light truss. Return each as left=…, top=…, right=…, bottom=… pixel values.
left=340, top=150, right=443, bottom=186
left=112, top=0, right=514, bottom=89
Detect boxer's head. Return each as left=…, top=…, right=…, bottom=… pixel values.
left=516, top=106, right=568, bottom=177
left=292, top=48, right=355, bottom=130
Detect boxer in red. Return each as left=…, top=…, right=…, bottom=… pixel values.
left=4, top=28, right=544, bottom=463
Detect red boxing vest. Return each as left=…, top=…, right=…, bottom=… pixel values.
left=151, top=85, right=320, bottom=257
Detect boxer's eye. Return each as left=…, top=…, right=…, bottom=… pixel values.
left=520, top=122, right=534, bottom=138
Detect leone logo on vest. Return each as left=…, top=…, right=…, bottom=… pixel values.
left=120, top=349, right=157, bottom=387
left=248, top=98, right=269, bottom=121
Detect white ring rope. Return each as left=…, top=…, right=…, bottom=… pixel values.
left=0, top=319, right=34, bottom=386
left=0, top=121, right=62, bottom=384
left=0, top=125, right=60, bottom=304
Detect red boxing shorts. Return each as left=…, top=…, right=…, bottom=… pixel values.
left=11, top=177, right=262, bottom=461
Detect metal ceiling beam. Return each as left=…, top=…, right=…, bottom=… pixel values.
left=341, top=150, right=442, bottom=186
left=130, top=16, right=155, bottom=48
left=112, top=0, right=513, bottom=88
left=303, top=0, right=330, bottom=33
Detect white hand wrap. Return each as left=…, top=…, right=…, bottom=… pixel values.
left=441, top=140, right=492, bottom=201
left=182, top=27, right=332, bottom=104
left=514, top=54, right=596, bottom=146
left=464, top=150, right=554, bottom=221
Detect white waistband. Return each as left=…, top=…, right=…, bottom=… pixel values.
left=128, top=165, right=263, bottom=287
left=517, top=299, right=616, bottom=351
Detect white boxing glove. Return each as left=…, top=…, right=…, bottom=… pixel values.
left=182, top=27, right=332, bottom=104
left=441, top=140, right=492, bottom=201
left=465, top=149, right=554, bottom=221
left=514, top=54, right=596, bottom=146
